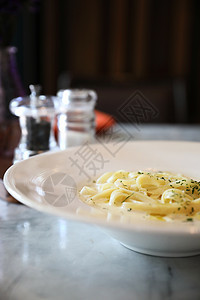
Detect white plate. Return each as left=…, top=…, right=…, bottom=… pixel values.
left=4, top=141, right=200, bottom=257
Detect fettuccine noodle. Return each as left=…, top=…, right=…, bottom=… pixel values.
left=79, top=170, right=200, bottom=221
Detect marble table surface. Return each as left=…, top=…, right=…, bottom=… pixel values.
left=1, top=124, right=200, bottom=300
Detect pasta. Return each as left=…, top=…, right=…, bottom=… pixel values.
left=79, top=170, right=200, bottom=221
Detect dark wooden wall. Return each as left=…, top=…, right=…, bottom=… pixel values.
left=41, top=0, right=192, bottom=79
left=18, top=0, right=200, bottom=122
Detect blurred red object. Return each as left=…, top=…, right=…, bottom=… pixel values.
left=95, top=110, right=115, bottom=132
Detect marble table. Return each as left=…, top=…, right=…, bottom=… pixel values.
left=1, top=124, right=200, bottom=300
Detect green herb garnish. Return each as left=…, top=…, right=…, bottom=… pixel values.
left=186, top=218, right=193, bottom=222
left=122, top=192, right=135, bottom=202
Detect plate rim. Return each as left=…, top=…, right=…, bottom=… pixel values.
left=4, top=140, right=200, bottom=235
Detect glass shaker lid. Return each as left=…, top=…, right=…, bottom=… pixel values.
left=10, top=85, right=57, bottom=117
left=59, top=89, right=97, bottom=106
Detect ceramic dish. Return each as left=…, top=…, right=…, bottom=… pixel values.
left=4, top=141, right=200, bottom=257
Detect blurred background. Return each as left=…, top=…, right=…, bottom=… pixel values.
left=1, top=0, right=200, bottom=123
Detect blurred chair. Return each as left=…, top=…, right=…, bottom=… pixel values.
left=57, top=74, right=188, bottom=124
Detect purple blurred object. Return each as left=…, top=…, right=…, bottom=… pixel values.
left=0, top=47, right=25, bottom=122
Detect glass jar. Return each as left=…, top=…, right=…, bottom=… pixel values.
left=57, top=89, right=97, bottom=149
left=10, top=85, right=57, bottom=163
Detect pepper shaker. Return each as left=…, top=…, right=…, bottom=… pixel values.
left=10, top=85, right=57, bottom=163
left=57, top=89, right=97, bottom=149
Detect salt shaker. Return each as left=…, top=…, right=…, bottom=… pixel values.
left=57, top=89, right=97, bottom=149
left=10, top=85, right=57, bottom=163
